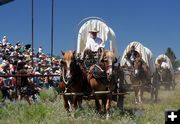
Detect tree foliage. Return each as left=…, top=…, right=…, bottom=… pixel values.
left=174, top=59, right=180, bottom=70
left=165, top=47, right=178, bottom=69
left=165, top=48, right=176, bottom=63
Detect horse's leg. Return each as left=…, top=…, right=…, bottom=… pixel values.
left=138, top=87, right=141, bottom=103
left=68, top=99, right=73, bottom=112
left=139, top=87, right=143, bottom=103
left=106, top=94, right=111, bottom=119
left=155, top=88, right=158, bottom=102
left=95, top=98, right=99, bottom=111
left=95, top=98, right=100, bottom=112
left=94, top=95, right=102, bottom=113
left=73, top=96, right=78, bottom=110
left=131, top=77, right=139, bottom=104
left=159, top=71, right=163, bottom=82
left=150, top=77, right=154, bottom=101
left=102, top=95, right=107, bottom=114
left=134, top=86, right=138, bottom=104
left=153, top=73, right=159, bottom=102
left=154, top=82, right=158, bottom=102
left=63, top=95, right=70, bottom=113
left=77, top=96, right=83, bottom=109
left=138, top=81, right=144, bottom=103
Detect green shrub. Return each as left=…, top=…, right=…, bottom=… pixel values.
left=39, top=88, right=58, bottom=102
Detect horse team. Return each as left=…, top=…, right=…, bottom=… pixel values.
left=58, top=42, right=174, bottom=118
left=59, top=49, right=119, bottom=118
left=54, top=18, right=175, bottom=117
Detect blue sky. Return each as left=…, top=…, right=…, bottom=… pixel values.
left=0, top=0, right=180, bottom=59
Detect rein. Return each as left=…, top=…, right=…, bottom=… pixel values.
left=62, top=67, right=69, bottom=85
left=94, top=64, right=104, bottom=72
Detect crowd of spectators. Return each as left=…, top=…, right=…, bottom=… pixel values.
left=0, top=35, right=61, bottom=98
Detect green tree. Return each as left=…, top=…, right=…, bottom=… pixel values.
left=165, top=47, right=177, bottom=69
left=173, top=59, right=180, bottom=70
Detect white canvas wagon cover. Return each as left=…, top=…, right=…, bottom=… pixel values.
left=155, top=54, right=174, bottom=78
left=120, top=41, right=156, bottom=75
left=76, top=18, right=118, bottom=57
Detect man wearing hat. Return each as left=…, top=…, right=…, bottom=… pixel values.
left=81, top=27, right=104, bottom=60
left=126, top=45, right=141, bottom=66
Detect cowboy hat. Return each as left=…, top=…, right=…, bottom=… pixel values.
left=89, top=27, right=99, bottom=33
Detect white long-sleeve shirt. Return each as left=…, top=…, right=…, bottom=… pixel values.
left=161, top=61, right=170, bottom=69
left=2, top=36, right=8, bottom=46
left=85, top=36, right=104, bottom=52
left=38, top=47, right=43, bottom=53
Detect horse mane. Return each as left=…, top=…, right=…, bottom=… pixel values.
left=72, top=62, right=84, bottom=80
left=100, top=50, right=116, bottom=63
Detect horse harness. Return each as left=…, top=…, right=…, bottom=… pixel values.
left=62, top=61, right=83, bottom=93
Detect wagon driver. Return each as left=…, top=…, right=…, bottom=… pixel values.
left=126, top=45, right=141, bottom=66
left=81, top=27, right=105, bottom=60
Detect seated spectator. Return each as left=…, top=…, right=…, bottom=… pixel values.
left=2, top=36, right=9, bottom=46
left=38, top=46, right=43, bottom=54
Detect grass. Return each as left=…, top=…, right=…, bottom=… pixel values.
left=0, top=77, right=180, bottom=124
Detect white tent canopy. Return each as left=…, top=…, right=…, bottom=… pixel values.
left=120, top=41, right=156, bottom=75
left=155, top=54, right=174, bottom=78
left=76, top=17, right=118, bottom=57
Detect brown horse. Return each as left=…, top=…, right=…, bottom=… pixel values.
left=59, top=50, right=87, bottom=113
left=112, top=63, right=125, bottom=111
left=101, top=50, right=117, bottom=81
left=130, top=57, right=151, bottom=103
left=87, top=50, right=117, bottom=119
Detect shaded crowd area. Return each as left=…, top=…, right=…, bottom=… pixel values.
left=0, top=35, right=61, bottom=101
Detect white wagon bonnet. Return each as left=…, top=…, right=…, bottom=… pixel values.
left=76, top=17, right=118, bottom=57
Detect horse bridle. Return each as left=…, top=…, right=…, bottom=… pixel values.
left=62, top=59, right=81, bottom=92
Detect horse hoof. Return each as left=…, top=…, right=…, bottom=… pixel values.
left=66, top=112, right=71, bottom=117
left=106, top=113, right=110, bottom=120
left=71, top=113, right=75, bottom=118
left=139, top=101, right=142, bottom=104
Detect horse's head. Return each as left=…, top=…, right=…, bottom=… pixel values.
left=100, top=50, right=117, bottom=81
left=159, top=67, right=172, bottom=82
left=61, top=50, right=76, bottom=85
left=133, top=57, right=144, bottom=77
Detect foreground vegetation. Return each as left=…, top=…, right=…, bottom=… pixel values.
left=0, top=77, right=180, bottom=124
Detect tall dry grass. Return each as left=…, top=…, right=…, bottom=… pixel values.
left=0, top=76, right=179, bottom=124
